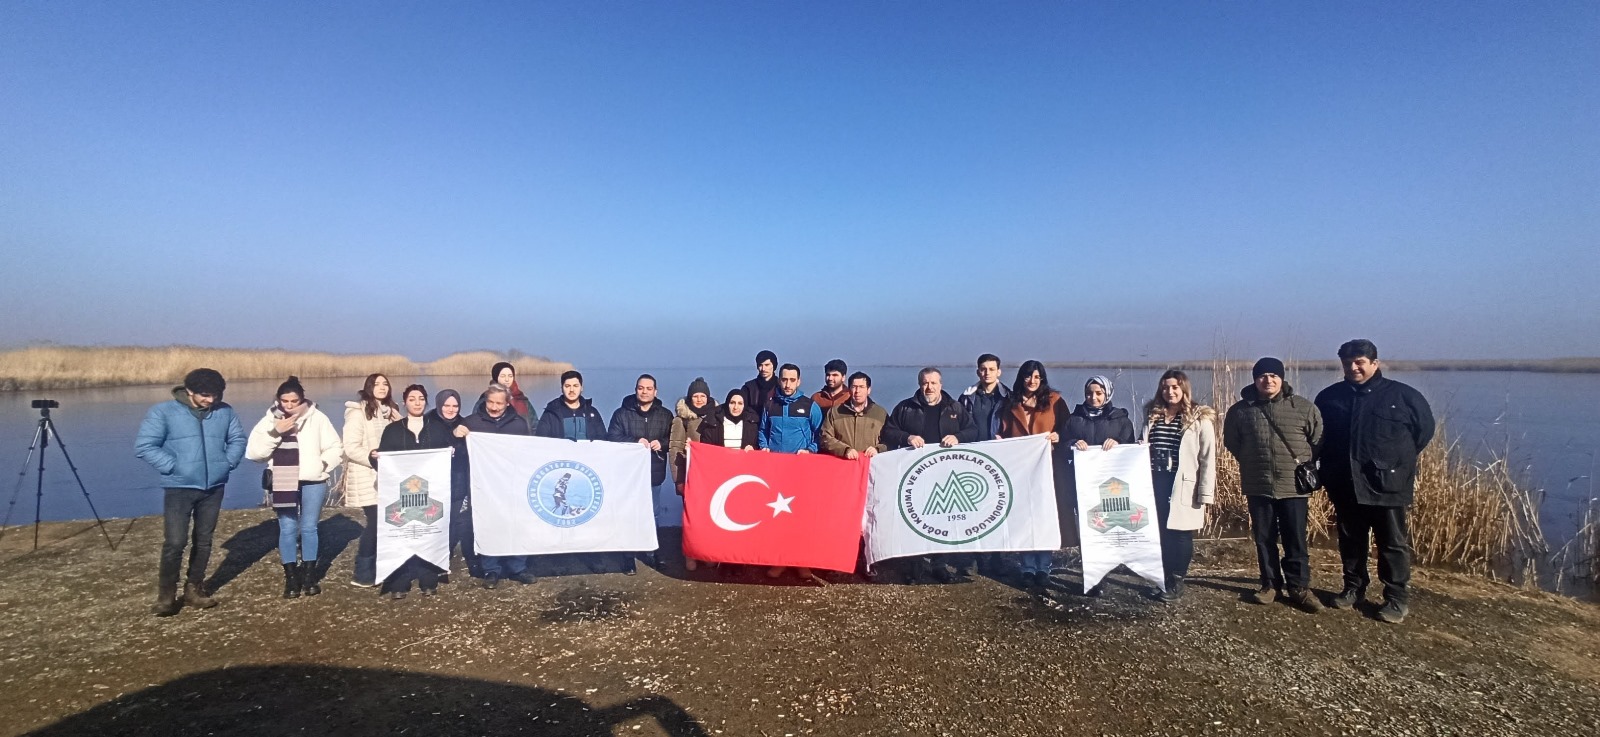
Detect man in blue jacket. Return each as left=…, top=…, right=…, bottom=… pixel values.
left=759, top=364, right=823, bottom=454
left=134, top=368, right=247, bottom=617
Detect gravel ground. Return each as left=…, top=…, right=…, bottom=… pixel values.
left=0, top=509, right=1596, bottom=736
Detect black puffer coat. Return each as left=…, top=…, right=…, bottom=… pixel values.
left=608, top=395, right=675, bottom=486
left=1314, top=372, right=1435, bottom=507
left=881, top=391, right=979, bottom=450
left=698, top=406, right=760, bottom=450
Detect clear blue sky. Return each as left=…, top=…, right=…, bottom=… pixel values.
left=2, top=2, right=1596, bottom=368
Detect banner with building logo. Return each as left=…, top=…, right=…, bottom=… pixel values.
left=468, top=434, right=659, bottom=556
left=374, top=448, right=453, bottom=583
left=864, top=435, right=1060, bottom=567
left=1073, top=443, right=1164, bottom=591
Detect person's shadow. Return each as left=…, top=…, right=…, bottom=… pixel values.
left=21, top=664, right=711, bottom=737
left=204, top=514, right=363, bottom=593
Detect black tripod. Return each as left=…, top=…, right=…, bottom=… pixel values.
left=2, top=401, right=114, bottom=550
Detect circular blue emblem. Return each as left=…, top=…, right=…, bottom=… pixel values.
left=527, top=460, right=604, bottom=528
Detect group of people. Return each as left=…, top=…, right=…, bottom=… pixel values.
left=133, top=338, right=1433, bottom=624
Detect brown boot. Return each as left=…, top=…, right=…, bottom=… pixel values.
left=183, top=581, right=218, bottom=609
left=151, top=582, right=180, bottom=617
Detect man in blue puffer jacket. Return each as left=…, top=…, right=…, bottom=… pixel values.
left=759, top=364, right=823, bottom=454
left=134, top=368, right=247, bottom=617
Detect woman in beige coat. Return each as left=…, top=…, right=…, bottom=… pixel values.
left=342, top=373, right=400, bottom=588
left=1141, top=370, right=1217, bottom=602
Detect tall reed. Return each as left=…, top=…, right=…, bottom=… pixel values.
left=0, top=345, right=571, bottom=391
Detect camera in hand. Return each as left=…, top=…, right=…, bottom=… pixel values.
left=31, top=399, right=60, bottom=410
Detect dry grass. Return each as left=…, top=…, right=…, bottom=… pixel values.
left=1198, top=349, right=1546, bottom=588
left=0, top=345, right=571, bottom=391
left=1553, top=495, right=1600, bottom=596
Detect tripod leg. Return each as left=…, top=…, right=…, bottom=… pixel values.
left=0, top=422, right=45, bottom=545
left=43, top=419, right=116, bottom=550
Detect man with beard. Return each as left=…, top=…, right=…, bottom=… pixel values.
left=811, top=358, right=852, bottom=415
left=882, top=367, right=981, bottom=582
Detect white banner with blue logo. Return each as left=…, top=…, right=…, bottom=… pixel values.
left=374, top=448, right=454, bottom=583
left=864, top=435, right=1060, bottom=567
left=467, top=433, right=659, bottom=556
left=1073, top=443, right=1165, bottom=591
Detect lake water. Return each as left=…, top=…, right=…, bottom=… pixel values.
left=1, top=366, right=1595, bottom=549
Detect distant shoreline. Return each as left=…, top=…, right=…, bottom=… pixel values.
left=0, top=345, right=572, bottom=392
left=1041, top=358, right=1600, bottom=374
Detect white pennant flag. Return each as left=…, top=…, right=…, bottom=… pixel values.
left=468, top=433, right=659, bottom=556
left=864, top=435, right=1061, bottom=567
left=1074, top=443, right=1164, bottom=591
left=374, top=448, right=453, bottom=583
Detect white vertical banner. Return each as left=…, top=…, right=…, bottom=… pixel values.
left=1074, top=443, right=1164, bottom=591
left=374, top=448, right=453, bottom=583
left=468, top=434, right=659, bottom=555
left=864, top=435, right=1060, bottom=566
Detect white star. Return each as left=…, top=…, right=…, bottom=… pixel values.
left=767, top=492, right=794, bottom=517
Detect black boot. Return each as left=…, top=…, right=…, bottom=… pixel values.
left=300, top=561, right=321, bottom=597
left=151, top=580, right=180, bottom=617
left=283, top=563, right=302, bottom=599
left=1155, top=575, right=1185, bottom=603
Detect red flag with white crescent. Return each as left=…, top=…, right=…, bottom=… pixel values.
left=682, top=441, right=869, bottom=572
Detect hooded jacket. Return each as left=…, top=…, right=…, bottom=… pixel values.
left=961, top=382, right=1012, bottom=441
left=882, top=391, right=979, bottom=450
left=1223, top=383, right=1324, bottom=499
left=135, top=387, right=247, bottom=491
left=245, top=401, right=342, bottom=483
left=819, top=400, right=889, bottom=457
left=669, top=397, right=718, bottom=486
left=608, top=395, right=675, bottom=486
left=1142, top=404, right=1219, bottom=530
left=1314, top=372, right=1435, bottom=507
left=341, top=400, right=399, bottom=507
left=759, top=390, right=823, bottom=453
left=536, top=396, right=608, bottom=441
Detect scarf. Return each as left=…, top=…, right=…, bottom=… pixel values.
left=268, top=401, right=306, bottom=508
left=1084, top=375, right=1114, bottom=417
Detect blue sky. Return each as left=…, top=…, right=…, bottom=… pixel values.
left=2, top=2, right=1596, bottom=367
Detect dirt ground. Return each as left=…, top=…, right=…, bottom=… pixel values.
left=1, top=509, right=1597, bottom=737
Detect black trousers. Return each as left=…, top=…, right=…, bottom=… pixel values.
left=160, top=486, right=224, bottom=589
left=450, top=488, right=479, bottom=577
left=1246, top=495, right=1310, bottom=590
left=1333, top=501, right=1412, bottom=604
left=1152, top=472, right=1194, bottom=579
left=383, top=557, right=443, bottom=594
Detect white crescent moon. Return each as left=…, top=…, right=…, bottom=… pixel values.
left=711, top=474, right=767, bottom=532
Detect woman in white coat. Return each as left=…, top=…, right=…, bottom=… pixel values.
left=246, top=376, right=342, bottom=599
left=1141, top=370, right=1217, bottom=601
left=342, top=373, right=400, bottom=588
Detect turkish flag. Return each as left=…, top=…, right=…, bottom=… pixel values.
left=682, top=441, right=870, bottom=572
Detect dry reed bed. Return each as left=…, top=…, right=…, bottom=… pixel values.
left=0, top=346, right=572, bottom=391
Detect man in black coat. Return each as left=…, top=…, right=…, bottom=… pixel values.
left=608, top=374, right=673, bottom=573
left=1314, top=339, right=1436, bottom=623
left=882, top=367, right=981, bottom=582
left=461, top=384, right=535, bottom=588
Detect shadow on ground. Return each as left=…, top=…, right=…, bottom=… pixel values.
left=205, top=514, right=362, bottom=593
left=22, top=664, right=710, bottom=737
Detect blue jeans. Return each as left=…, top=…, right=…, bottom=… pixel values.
left=481, top=555, right=528, bottom=577
left=1018, top=551, right=1053, bottom=575
left=275, top=482, right=327, bottom=564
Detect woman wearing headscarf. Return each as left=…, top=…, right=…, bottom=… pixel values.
left=474, top=361, right=535, bottom=432
left=1141, top=370, right=1217, bottom=601
left=996, top=361, right=1072, bottom=589
left=342, top=373, right=401, bottom=588
left=668, top=377, right=717, bottom=492
left=1061, top=374, right=1137, bottom=596
left=687, top=389, right=760, bottom=571
left=246, top=376, right=342, bottom=599
left=427, top=389, right=475, bottom=581
left=377, top=384, right=455, bottom=599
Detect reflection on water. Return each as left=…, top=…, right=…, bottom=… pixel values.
left=1, top=366, right=1595, bottom=546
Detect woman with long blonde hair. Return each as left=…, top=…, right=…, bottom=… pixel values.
left=1141, top=369, right=1217, bottom=601
left=342, top=372, right=402, bottom=588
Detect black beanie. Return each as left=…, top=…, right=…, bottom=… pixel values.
left=184, top=368, right=226, bottom=397
left=687, top=376, right=711, bottom=399
left=1252, top=357, right=1286, bottom=379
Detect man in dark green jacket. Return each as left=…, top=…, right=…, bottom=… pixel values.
left=1315, top=339, right=1435, bottom=623
left=1224, top=357, right=1324, bottom=613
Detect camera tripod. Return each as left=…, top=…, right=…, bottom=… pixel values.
left=2, top=402, right=114, bottom=551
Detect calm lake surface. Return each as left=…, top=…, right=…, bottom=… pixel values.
left=2, top=366, right=1595, bottom=548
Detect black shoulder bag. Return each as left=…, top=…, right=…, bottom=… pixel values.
left=1259, top=404, right=1321, bottom=494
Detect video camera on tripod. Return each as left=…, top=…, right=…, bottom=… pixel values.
left=4, top=399, right=114, bottom=550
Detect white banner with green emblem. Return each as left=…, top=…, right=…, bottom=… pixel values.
left=374, top=448, right=453, bottom=583
left=1073, top=443, right=1165, bottom=591
left=864, top=435, right=1060, bottom=566
left=468, top=434, right=659, bottom=555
